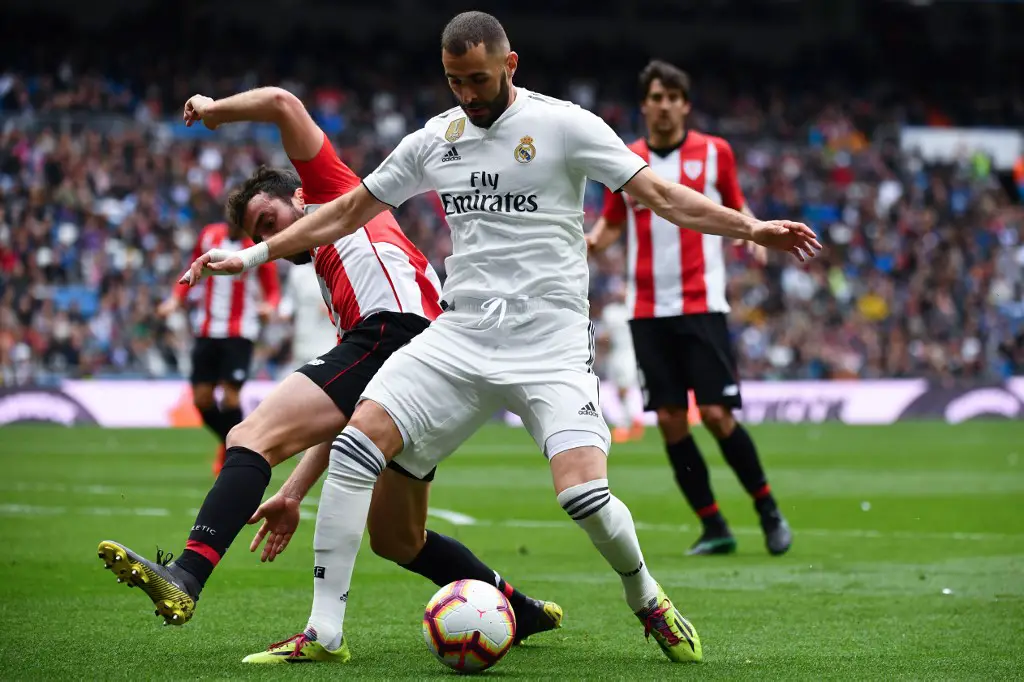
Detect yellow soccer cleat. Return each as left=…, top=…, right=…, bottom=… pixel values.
left=96, top=540, right=198, bottom=626
left=514, top=599, right=563, bottom=645
left=242, top=632, right=352, bottom=664
left=635, top=584, right=702, bottom=663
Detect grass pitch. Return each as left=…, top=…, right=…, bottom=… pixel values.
left=1, top=422, right=1022, bottom=679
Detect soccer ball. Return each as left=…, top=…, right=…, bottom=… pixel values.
left=422, top=579, right=516, bottom=673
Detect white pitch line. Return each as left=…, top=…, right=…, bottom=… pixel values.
left=0, top=501, right=1018, bottom=543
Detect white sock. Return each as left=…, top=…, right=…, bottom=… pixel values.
left=306, top=427, right=383, bottom=651
left=557, top=478, right=659, bottom=612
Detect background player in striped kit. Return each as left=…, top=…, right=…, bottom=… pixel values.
left=157, top=222, right=280, bottom=475
left=588, top=60, right=793, bottom=556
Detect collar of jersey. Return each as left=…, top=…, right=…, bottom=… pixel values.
left=465, top=86, right=528, bottom=135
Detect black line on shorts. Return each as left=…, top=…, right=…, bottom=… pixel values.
left=322, top=324, right=386, bottom=390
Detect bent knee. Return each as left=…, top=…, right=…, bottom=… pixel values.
left=656, top=406, right=690, bottom=443
left=225, top=419, right=286, bottom=466
left=349, top=400, right=404, bottom=458
left=368, top=527, right=424, bottom=565
left=698, top=405, right=734, bottom=438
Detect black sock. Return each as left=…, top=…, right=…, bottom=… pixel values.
left=666, top=435, right=728, bottom=533
left=400, top=530, right=535, bottom=617
left=717, top=423, right=777, bottom=513
left=198, top=406, right=225, bottom=443
left=219, top=406, right=243, bottom=441
left=174, top=446, right=271, bottom=589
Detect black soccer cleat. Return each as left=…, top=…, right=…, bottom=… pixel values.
left=97, top=540, right=201, bottom=625
left=760, top=510, right=793, bottom=556
left=513, top=598, right=563, bottom=645
left=686, top=529, right=738, bottom=556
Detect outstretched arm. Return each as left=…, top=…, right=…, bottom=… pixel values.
left=621, top=168, right=820, bottom=261
left=179, top=185, right=387, bottom=286
left=184, top=87, right=323, bottom=160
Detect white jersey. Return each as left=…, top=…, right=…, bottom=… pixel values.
left=280, top=263, right=339, bottom=365
left=362, top=88, right=647, bottom=309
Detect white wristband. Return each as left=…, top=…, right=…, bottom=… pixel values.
left=239, top=242, right=270, bottom=272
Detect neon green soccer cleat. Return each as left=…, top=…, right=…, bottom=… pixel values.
left=242, top=632, right=352, bottom=664
left=635, top=584, right=702, bottom=663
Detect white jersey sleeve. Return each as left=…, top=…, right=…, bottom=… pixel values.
left=363, top=128, right=431, bottom=208
left=564, top=107, right=648, bottom=191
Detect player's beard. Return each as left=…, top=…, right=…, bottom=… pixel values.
left=462, top=71, right=511, bottom=129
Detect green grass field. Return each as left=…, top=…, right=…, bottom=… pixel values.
left=1, top=422, right=1023, bottom=679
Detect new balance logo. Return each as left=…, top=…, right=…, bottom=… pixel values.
left=578, top=402, right=599, bottom=417
left=441, top=146, right=461, bottom=162
left=307, top=358, right=325, bottom=366
left=722, top=384, right=739, bottom=397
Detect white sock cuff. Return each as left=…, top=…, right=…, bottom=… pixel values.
left=557, top=478, right=611, bottom=521
left=331, top=427, right=385, bottom=478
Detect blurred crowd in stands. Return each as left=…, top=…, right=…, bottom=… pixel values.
left=2, top=55, right=1023, bottom=386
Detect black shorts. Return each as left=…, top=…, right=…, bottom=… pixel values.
left=629, top=312, right=741, bottom=411
left=190, top=337, right=254, bottom=386
left=296, top=311, right=435, bottom=482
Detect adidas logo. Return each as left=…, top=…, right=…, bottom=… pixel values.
left=441, top=146, right=461, bottom=162
left=578, top=402, right=599, bottom=417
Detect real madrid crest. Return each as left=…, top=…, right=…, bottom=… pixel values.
left=514, top=135, right=536, bottom=164
left=445, top=117, right=466, bottom=143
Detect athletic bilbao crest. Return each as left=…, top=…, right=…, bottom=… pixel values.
left=683, top=160, right=703, bottom=180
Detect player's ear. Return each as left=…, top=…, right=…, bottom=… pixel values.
left=506, top=51, right=518, bottom=78
left=293, top=187, right=304, bottom=206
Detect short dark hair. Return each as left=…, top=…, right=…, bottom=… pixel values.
left=224, top=165, right=301, bottom=230
left=441, top=11, right=509, bottom=56
left=638, top=60, right=691, bottom=102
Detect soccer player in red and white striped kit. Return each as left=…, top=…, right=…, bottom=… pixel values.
left=589, top=60, right=793, bottom=556
left=158, top=222, right=281, bottom=474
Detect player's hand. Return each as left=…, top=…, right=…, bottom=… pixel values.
left=156, top=297, right=180, bottom=318
left=258, top=302, right=276, bottom=323
left=179, top=249, right=245, bottom=287
left=183, top=94, right=218, bottom=130
left=248, top=493, right=301, bottom=563
left=750, top=220, right=821, bottom=262
left=584, top=232, right=599, bottom=256
left=745, top=240, right=769, bottom=265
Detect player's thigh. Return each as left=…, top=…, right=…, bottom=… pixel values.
left=189, top=338, right=220, bottom=392
left=367, top=466, right=433, bottom=563
left=505, top=310, right=610, bottom=460
left=681, top=314, right=741, bottom=409
left=629, top=317, right=691, bottom=411
left=218, top=337, right=254, bottom=389
left=229, top=372, right=347, bottom=465
left=365, top=318, right=499, bottom=480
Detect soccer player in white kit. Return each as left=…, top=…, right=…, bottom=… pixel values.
left=183, top=11, right=820, bottom=663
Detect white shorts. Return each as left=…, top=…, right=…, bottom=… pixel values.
left=362, top=298, right=610, bottom=480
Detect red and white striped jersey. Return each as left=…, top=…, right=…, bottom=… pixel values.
left=602, top=131, right=745, bottom=319
left=175, top=223, right=281, bottom=339
left=291, top=135, right=442, bottom=336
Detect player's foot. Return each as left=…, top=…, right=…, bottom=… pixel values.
left=635, top=584, right=702, bottom=663
left=612, top=427, right=632, bottom=444
left=513, top=598, right=563, bottom=645
left=628, top=420, right=645, bottom=441
left=242, top=632, right=351, bottom=664
left=96, top=540, right=200, bottom=625
left=760, top=509, right=793, bottom=556
left=212, top=444, right=226, bottom=476
left=686, top=529, right=737, bottom=556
